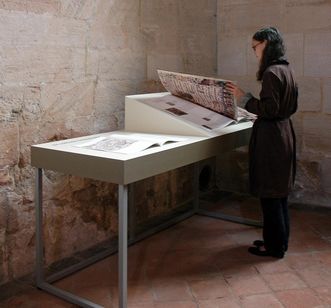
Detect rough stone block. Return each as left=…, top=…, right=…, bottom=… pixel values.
left=85, top=49, right=99, bottom=78
left=305, top=54, right=331, bottom=78
left=0, top=193, right=7, bottom=228
left=0, top=86, right=24, bottom=122
left=89, top=0, right=141, bottom=50
left=218, top=1, right=283, bottom=36
left=291, top=113, right=304, bottom=154
left=144, top=26, right=179, bottom=54
left=322, top=78, right=331, bottom=114
left=98, top=50, right=146, bottom=81
left=296, top=77, right=321, bottom=112
left=41, top=81, right=95, bottom=121
left=0, top=190, right=9, bottom=285
left=141, top=0, right=180, bottom=54
left=147, top=54, right=184, bottom=80
left=294, top=157, right=322, bottom=195
left=304, top=33, right=331, bottom=77
left=141, top=0, right=177, bottom=33
left=0, top=122, right=19, bottom=167
left=303, top=114, right=331, bottom=153
left=27, top=0, right=60, bottom=14
left=285, top=1, right=331, bottom=32
left=59, top=0, right=97, bottom=19
left=218, top=0, right=263, bottom=5
left=182, top=54, right=216, bottom=77
left=0, top=0, right=60, bottom=15
left=94, top=80, right=136, bottom=117
left=0, top=46, right=86, bottom=83
left=283, top=33, right=304, bottom=77
left=21, top=86, right=42, bottom=122
left=41, top=179, right=118, bottom=264
left=178, top=0, right=216, bottom=31
left=321, top=157, right=331, bottom=194
left=218, top=36, right=247, bottom=76
left=93, top=113, right=121, bottom=133
left=46, top=17, right=88, bottom=48
left=177, top=32, right=217, bottom=75
left=0, top=168, right=12, bottom=187
left=3, top=192, right=35, bottom=279
left=0, top=11, right=87, bottom=48
left=143, top=0, right=217, bottom=69
left=0, top=0, right=26, bottom=12
left=0, top=226, right=8, bottom=285
left=304, top=32, right=331, bottom=55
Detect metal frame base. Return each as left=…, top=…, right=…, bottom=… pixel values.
left=196, top=209, right=262, bottom=227
left=35, top=162, right=262, bottom=308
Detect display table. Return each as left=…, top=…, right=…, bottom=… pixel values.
left=31, top=124, right=257, bottom=308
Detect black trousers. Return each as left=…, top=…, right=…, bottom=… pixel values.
left=260, top=197, right=289, bottom=254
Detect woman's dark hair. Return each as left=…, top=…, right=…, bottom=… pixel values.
left=253, top=27, right=285, bottom=81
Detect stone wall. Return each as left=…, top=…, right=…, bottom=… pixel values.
left=215, top=0, right=331, bottom=207
left=2, top=0, right=330, bottom=291
left=0, top=0, right=217, bottom=287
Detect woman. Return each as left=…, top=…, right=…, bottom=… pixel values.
left=227, top=27, right=298, bottom=258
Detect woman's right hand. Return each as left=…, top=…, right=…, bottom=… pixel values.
left=226, top=82, right=245, bottom=101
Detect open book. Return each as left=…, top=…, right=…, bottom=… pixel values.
left=157, top=70, right=256, bottom=129
left=73, top=133, right=187, bottom=154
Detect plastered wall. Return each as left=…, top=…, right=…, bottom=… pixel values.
left=0, top=0, right=217, bottom=287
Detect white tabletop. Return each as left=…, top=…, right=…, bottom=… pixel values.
left=31, top=124, right=252, bottom=185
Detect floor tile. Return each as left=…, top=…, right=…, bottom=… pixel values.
left=314, top=287, right=331, bottom=305
left=152, top=279, right=193, bottom=301
left=216, top=257, right=258, bottom=278
left=240, top=293, right=283, bottom=308
left=262, top=271, right=307, bottom=291
left=154, top=300, right=198, bottom=308
left=225, top=275, right=270, bottom=296
left=276, top=288, right=323, bottom=308
left=299, top=265, right=331, bottom=288
left=127, top=302, right=155, bottom=308
left=285, top=252, right=318, bottom=270
left=188, top=276, right=230, bottom=300
left=198, top=298, right=241, bottom=308
left=254, top=258, right=290, bottom=274
left=110, top=284, right=155, bottom=304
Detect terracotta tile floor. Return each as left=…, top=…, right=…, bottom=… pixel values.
left=1, top=194, right=331, bottom=307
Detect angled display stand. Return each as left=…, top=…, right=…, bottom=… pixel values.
left=125, top=92, right=237, bottom=137
left=31, top=92, right=258, bottom=308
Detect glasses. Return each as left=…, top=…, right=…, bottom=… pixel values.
left=252, top=41, right=263, bottom=51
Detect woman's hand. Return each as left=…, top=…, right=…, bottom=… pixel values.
left=226, top=82, right=245, bottom=101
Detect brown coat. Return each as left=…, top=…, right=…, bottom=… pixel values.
left=245, top=59, right=298, bottom=198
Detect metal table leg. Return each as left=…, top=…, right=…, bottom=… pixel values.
left=193, top=162, right=262, bottom=227
left=193, top=163, right=200, bottom=212
left=118, top=184, right=128, bottom=308
left=35, top=168, right=44, bottom=286
left=35, top=168, right=103, bottom=308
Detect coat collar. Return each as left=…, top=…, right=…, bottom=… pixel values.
left=270, top=57, right=289, bottom=65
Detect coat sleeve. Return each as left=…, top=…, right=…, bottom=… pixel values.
left=244, top=70, right=282, bottom=118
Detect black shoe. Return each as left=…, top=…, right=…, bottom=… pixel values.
left=253, top=240, right=264, bottom=247
left=248, top=246, right=284, bottom=259
left=253, top=240, right=288, bottom=252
